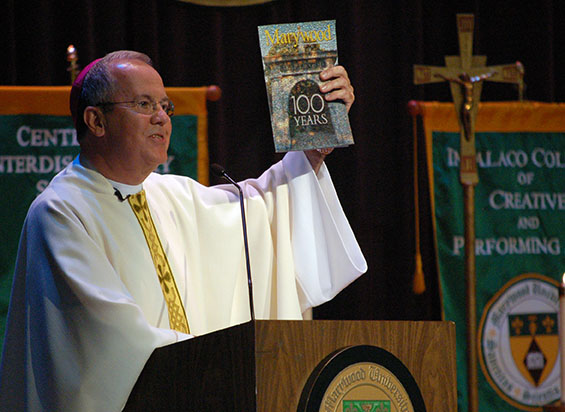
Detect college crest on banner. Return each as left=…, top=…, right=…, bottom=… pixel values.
left=480, top=274, right=560, bottom=410
left=417, top=101, right=565, bottom=411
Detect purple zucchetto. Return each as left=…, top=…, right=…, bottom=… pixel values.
left=69, top=58, right=102, bottom=129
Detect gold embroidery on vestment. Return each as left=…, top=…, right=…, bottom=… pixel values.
left=128, top=190, right=190, bottom=334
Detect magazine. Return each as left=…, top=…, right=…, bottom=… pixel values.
left=258, top=20, right=354, bottom=152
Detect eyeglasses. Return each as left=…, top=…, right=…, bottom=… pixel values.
left=96, top=98, right=175, bottom=117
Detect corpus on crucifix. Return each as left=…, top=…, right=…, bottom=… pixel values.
left=434, top=71, right=496, bottom=142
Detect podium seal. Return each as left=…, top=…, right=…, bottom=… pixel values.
left=298, top=345, right=426, bottom=412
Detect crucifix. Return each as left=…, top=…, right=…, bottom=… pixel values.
left=413, top=13, right=524, bottom=412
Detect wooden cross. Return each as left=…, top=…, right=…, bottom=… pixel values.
left=413, top=13, right=524, bottom=412
left=414, top=13, right=524, bottom=185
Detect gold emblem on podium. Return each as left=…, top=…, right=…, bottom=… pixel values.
left=298, top=345, right=424, bottom=412
left=320, top=362, right=411, bottom=412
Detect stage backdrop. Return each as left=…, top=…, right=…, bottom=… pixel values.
left=0, top=86, right=211, bottom=351
left=418, top=101, right=565, bottom=412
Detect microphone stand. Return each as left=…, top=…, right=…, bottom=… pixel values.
left=210, top=164, right=255, bottom=321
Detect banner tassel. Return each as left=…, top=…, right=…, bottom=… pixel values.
left=408, top=101, right=426, bottom=294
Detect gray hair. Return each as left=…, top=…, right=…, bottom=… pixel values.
left=77, top=50, right=153, bottom=138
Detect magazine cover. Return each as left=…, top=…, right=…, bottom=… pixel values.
left=258, top=20, right=354, bottom=152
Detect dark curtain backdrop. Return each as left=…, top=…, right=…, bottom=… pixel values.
left=2, top=0, right=564, bottom=321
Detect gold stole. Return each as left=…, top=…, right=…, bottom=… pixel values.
left=128, top=190, right=190, bottom=334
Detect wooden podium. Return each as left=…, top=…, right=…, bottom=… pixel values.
left=125, top=320, right=457, bottom=411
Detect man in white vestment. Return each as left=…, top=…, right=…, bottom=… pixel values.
left=0, top=50, right=367, bottom=411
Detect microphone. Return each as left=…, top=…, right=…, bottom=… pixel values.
left=210, top=163, right=255, bottom=321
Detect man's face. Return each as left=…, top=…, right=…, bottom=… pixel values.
left=101, top=60, right=172, bottom=183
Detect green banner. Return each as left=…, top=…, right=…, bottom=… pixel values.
left=0, top=114, right=198, bottom=351
left=434, top=131, right=565, bottom=411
